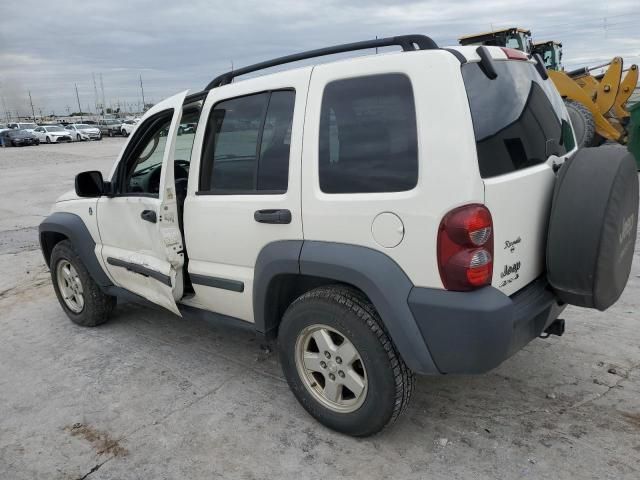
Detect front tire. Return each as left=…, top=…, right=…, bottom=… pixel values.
left=50, top=240, right=116, bottom=327
left=108, top=129, right=114, bottom=137
left=278, top=286, right=414, bottom=436
left=46, top=136, right=51, bottom=144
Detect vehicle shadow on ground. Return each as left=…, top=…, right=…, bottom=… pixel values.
left=103, top=295, right=635, bottom=440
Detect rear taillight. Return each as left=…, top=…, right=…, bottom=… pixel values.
left=500, top=47, right=528, bottom=61
left=437, top=204, right=494, bottom=291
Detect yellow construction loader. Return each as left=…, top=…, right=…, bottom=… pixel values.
left=458, top=28, right=638, bottom=148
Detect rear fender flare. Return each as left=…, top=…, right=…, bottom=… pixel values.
left=253, top=240, right=439, bottom=374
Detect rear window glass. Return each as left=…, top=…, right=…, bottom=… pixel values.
left=462, top=60, right=574, bottom=178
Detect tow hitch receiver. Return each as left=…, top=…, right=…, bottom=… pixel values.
left=540, top=318, right=565, bottom=338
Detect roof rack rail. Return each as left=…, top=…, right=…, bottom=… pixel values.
left=205, top=34, right=438, bottom=90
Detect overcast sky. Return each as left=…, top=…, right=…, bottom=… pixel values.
left=1, top=0, right=638, bottom=117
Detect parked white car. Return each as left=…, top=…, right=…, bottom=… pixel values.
left=65, top=124, right=102, bottom=141
left=33, top=125, right=73, bottom=144
left=39, top=35, right=639, bottom=437
left=120, top=119, right=140, bottom=137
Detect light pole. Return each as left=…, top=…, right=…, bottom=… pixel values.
left=28, top=91, right=36, bottom=121
left=139, top=74, right=146, bottom=111
left=75, top=84, right=83, bottom=122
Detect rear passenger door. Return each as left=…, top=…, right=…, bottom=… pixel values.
left=301, top=56, right=433, bottom=286
left=183, top=68, right=309, bottom=322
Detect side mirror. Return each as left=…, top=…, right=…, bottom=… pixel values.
left=75, top=170, right=104, bottom=197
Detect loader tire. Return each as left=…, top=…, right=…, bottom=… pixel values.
left=565, top=99, right=596, bottom=148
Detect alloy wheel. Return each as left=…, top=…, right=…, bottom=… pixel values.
left=56, top=260, right=85, bottom=313
left=294, top=324, right=368, bottom=413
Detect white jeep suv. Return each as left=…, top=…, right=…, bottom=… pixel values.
left=39, top=35, right=638, bottom=436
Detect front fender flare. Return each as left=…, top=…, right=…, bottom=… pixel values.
left=39, top=211, right=112, bottom=288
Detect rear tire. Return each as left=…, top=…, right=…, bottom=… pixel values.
left=108, top=130, right=113, bottom=137
left=564, top=99, right=596, bottom=148
left=278, top=286, right=414, bottom=437
left=50, top=240, right=116, bottom=327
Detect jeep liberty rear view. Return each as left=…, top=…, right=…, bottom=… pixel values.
left=40, top=35, right=638, bottom=436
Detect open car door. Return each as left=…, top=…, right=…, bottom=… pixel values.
left=98, top=91, right=189, bottom=315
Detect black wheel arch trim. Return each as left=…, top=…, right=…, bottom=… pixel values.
left=39, top=211, right=113, bottom=288
left=253, top=240, right=439, bottom=374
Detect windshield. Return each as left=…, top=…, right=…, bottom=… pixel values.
left=76, top=124, right=91, bottom=129
left=505, top=34, right=523, bottom=51
left=9, top=130, right=30, bottom=138
left=46, top=126, right=65, bottom=132
left=462, top=60, right=575, bottom=178
left=19, top=123, right=37, bottom=129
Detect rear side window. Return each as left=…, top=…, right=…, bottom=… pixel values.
left=199, top=90, right=295, bottom=193
left=462, top=61, right=574, bottom=178
left=319, top=74, right=418, bottom=193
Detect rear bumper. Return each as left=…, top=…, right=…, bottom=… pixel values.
left=408, top=277, right=565, bottom=374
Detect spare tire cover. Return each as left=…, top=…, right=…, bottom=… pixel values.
left=547, top=146, right=639, bottom=310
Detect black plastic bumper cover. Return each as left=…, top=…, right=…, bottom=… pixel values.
left=408, top=278, right=565, bottom=374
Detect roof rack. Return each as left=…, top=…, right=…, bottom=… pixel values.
left=205, top=34, right=438, bottom=90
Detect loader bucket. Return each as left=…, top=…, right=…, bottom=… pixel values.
left=628, top=101, right=640, bottom=170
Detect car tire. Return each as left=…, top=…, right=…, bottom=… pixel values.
left=50, top=240, right=116, bottom=327
left=77, top=134, right=81, bottom=141
left=35, top=140, right=40, bottom=145
left=122, top=129, right=128, bottom=137
left=46, top=136, right=51, bottom=144
left=108, top=130, right=114, bottom=137
left=278, top=285, right=414, bottom=437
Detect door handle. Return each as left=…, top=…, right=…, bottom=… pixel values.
left=140, top=209, right=157, bottom=223
left=254, top=209, right=292, bottom=224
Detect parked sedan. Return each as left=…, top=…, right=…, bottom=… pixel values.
left=33, top=126, right=73, bottom=144
left=65, top=124, right=102, bottom=141
left=0, top=129, right=39, bottom=147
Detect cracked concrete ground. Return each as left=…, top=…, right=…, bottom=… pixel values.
left=0, top=139, right=639, bottom=479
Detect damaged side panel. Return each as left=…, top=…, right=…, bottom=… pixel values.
left=96, top=90, right=190, bottom=316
